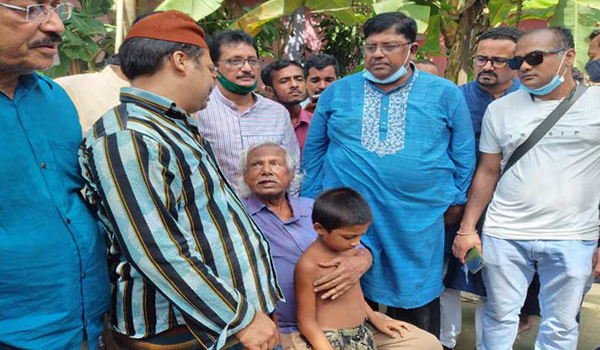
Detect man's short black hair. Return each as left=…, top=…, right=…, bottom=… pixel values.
left=208, top=29, right=259, bottom=64
left=304, top=54, right=340, bottom=77
left=362, top=12, right=417, bottom=43
left=261, top=59, right=303, bottom=87
left=524, top=26, right=575, bottom=50
left=119, top=38, right=204, bottom=80
left=589, top=30, right=600, bottom=43
left=312, top=187, right=373, bottom=232
left=477, top=27, right=523, bottom=44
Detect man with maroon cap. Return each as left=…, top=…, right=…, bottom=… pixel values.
left=79, top=11, right=283, bottom=350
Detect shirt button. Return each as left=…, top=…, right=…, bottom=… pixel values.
left=41, top=162, right=46, bottom=169
left=82, top=273, right=86, bottom=279
left=66, top=218, right=71, bottom=224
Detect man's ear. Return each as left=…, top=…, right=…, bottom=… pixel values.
left=565, top=48, right=576, bottom=67
left=170, top=51, right=189, bottom=74
left=409, top=43, right=420, bottom=62
left=313, top=222, right=326, bottom=236
left=262, top=85, right=275, bottom=100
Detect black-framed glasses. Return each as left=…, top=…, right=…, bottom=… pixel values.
left=360, top=42, right=411, bottom=55
left=0, top=2, right=72, bottom=22
left=507, top=48, right=566, bottom=70
left=473, top=55, right=510, bottom=68
left=220, top=57, right=263, bottom=69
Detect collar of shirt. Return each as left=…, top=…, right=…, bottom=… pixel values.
left=119, top=86, right=189, bottom=120
left=293, top=108, right=313, bottom=129
left=212, top=85, right=266, bottom=113
left=244, top=193, right=311, bottom=224
left=0, top=73, right=52, bottom=101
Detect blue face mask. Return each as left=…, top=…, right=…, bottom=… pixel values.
left=363, top=45, right=412, bottom=84
left=519, top=53, right=567, bottom=96
left=585, top=59, right=600, bottom=83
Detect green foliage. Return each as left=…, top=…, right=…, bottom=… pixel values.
left=156, top=0, right=224, bottom=20
left=315, top=14, right=365, bottom=73
left=46, top=0, right=115, bottom=78
left=550, top=0, right=600, bottom=69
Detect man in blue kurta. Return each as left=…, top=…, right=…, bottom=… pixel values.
left=0, top=2, right=110, bottom=349
left=301, top=12, right=475, bottom=338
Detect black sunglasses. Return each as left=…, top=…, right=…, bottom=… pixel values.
left=507, top=48, right=566, bottom=70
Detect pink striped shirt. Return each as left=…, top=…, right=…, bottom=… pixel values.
left=196, top=87, right=301, bottom=194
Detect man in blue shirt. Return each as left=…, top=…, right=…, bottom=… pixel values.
left=301, top=12, right=475, bottom=338
left=0, top=1, right=110, bottom=349
left=441, top=27, right=522, bottom=350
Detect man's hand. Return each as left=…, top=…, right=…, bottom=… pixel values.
left=314, top=250, right=371, bottom=300
left=444, top=205, right=464, bottom=226
left=369, top=312, right=413, bottom=338
left=234, top=311, right=278, bottom=350
left=592, top=247, right=600, bottom=277
left=452, top=234, right=482, bottom=265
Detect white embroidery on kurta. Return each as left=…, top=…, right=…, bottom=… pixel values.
left=361, top=71, right=418, bottom=157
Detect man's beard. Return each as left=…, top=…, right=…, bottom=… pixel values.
left=477, top=72, right=498, bottom=87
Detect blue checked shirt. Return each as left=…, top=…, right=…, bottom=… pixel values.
left=79, top=87, right=282, bottom=349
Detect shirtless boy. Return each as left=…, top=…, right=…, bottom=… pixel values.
left=295, top=187, right=414, bottom=350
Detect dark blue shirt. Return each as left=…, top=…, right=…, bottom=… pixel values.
left=459, top=78, right=521, bottom=150
left=0, top=73, right=110, bottom=350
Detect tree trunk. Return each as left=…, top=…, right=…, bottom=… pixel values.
left=444, top=0, right=490, bottom=84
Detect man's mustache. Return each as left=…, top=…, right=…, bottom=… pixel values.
left=478, top=71, right=496, bottom=79
left=29, top=34, right=62, bottom=48
left=237, top=74, right=255, bottom=79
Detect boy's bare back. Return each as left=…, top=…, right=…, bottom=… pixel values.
left=295, top=239, right=368, bottom=331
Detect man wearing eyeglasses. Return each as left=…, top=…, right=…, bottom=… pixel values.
left=0, top=1, right=110, bottom=349
left=196, top=30, right=300, bottom=194
left=440, top=27, right=523, bottom=350
left=453, top=27, right=600, bottom=350
left=302, top=12, right=475, bottom=338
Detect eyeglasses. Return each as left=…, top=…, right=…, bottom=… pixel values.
left=473, top=55, right=510, bottom=68
left=507, top=49, right=566, bottom=70
left=0, top=2, right=72, bottom=23
left=220, top=57, right=263, bottom=69
left=360, top=42, right=411, bottom=55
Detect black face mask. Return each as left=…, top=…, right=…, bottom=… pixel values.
left=585, top=59, right=600, bottom=83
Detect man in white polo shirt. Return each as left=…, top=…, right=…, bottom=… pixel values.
left=453, top=26, right=600, bottom=350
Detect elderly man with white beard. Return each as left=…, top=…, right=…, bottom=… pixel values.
left=239, top=141, right=442, bottom=350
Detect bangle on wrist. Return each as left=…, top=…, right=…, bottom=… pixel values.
left=456, top=230, right=478, bottom=236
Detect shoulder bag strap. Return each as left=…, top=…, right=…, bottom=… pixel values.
left=475, top=84, right=587, bottom=234
left=500, top=84, right=588, bottom=178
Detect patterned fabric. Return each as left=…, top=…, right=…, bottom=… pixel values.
left=361, top=73, right=415, bottom=157
left=196, top=87, right=300, bottom=194
left=306, top=323, right=377, bottom=350
left=301, top=67, right=475, bottom=308
left=79, top=87, right=282, bottom=350
left=0, top=73, right=110, bottom=350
